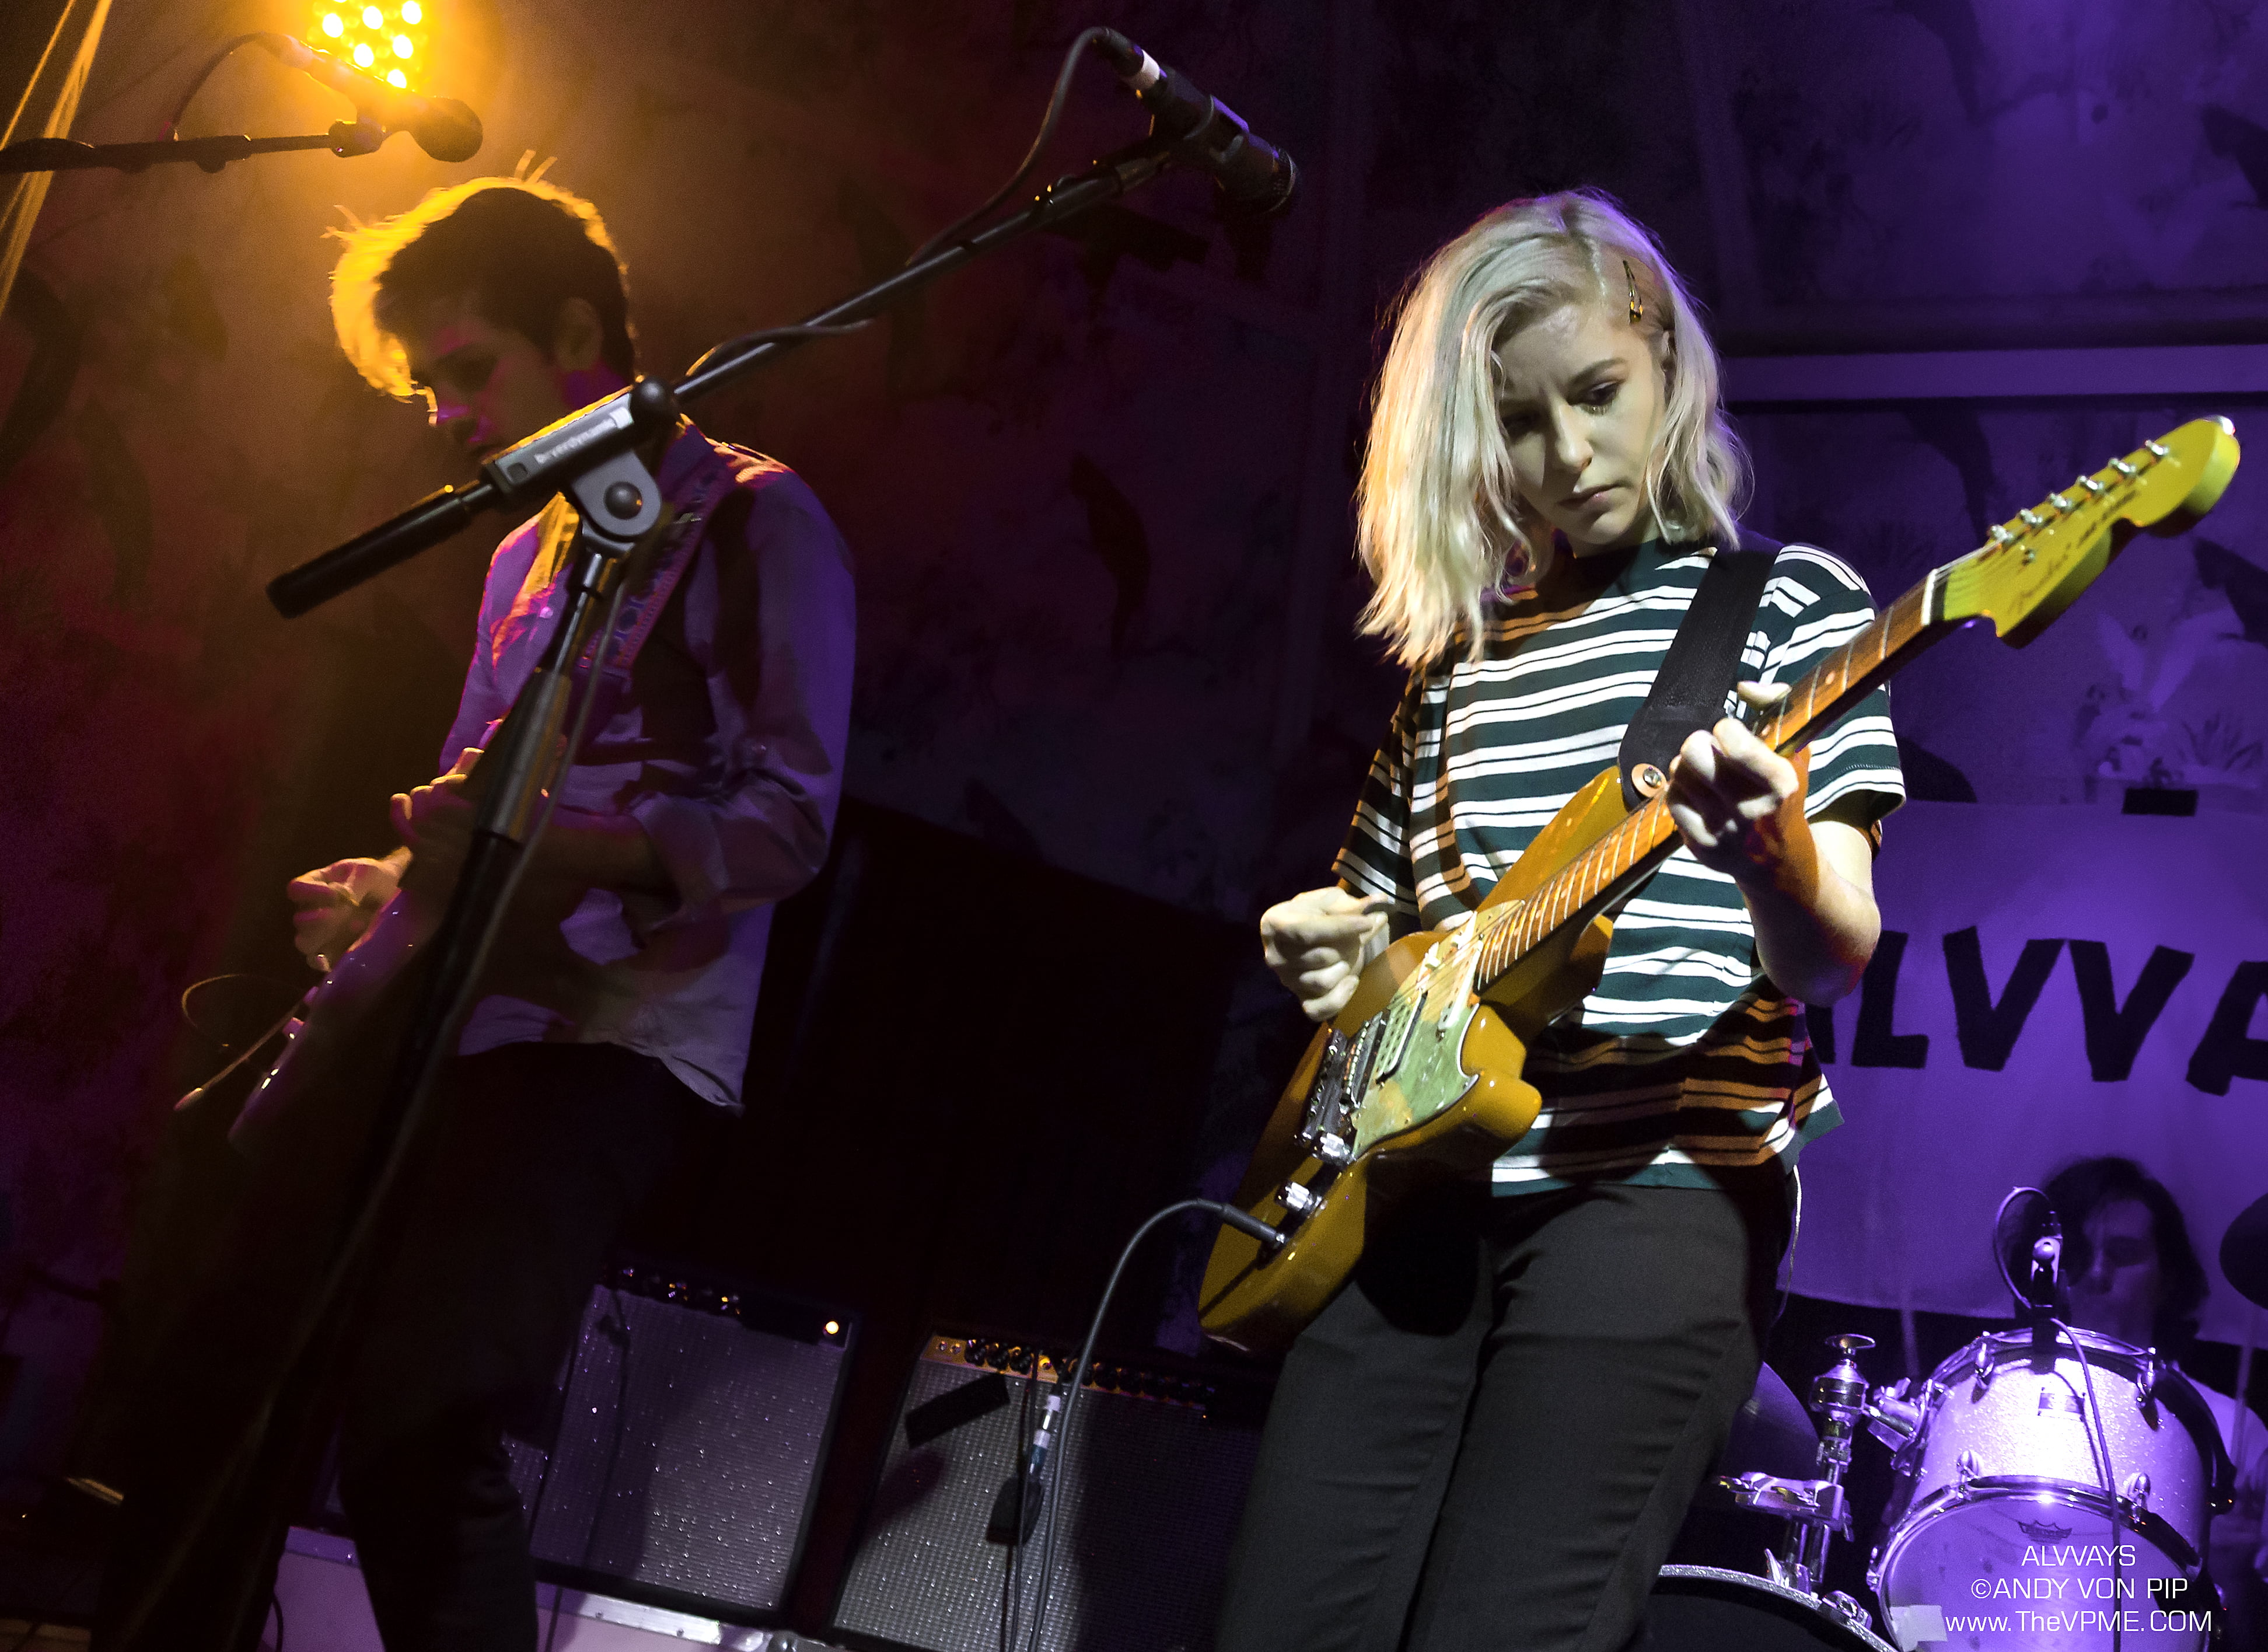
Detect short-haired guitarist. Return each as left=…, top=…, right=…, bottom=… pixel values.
left=98, top=176, right=855, bottom=1652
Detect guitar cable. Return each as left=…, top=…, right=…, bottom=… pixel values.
left=1017, top=1197, right=1280, bottom=1652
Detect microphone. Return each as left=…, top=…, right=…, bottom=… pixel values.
left=2029, top=1220, right=2063, bottom=1299
left=1092, top=29, right=1297, bottom=219
left=254, top=32, right=483, bottom=162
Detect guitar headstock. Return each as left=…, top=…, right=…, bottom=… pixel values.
left=1939, top=417, right=2241, bottom=646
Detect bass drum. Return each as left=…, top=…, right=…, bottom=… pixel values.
left=1648, top=1565, right=1897, bottom=1650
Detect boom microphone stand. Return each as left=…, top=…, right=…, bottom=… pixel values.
left=0, top=123, right=387, bottom=173
left=114, top=25, right=1293, bottom=1647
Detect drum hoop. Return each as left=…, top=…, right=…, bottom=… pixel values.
left=1869, top=1473, right=2202, bottom=1594
left=1655, top=1564, right=1897, bottom=1652
left=1909, top=1333, right=2234, bottom=1509
left=1933, top=1326, right=2151, bottom=1388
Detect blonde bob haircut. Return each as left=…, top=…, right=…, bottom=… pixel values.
left=1355, top=189, right=1749, bottom=667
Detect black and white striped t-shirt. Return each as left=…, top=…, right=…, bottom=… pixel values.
left=1333, top=536, right=1905, bottom=1192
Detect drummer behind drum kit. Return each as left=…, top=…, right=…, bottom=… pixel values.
left=1652, top=1189, right=2268, bottom=1651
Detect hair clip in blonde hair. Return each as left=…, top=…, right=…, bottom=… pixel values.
left=1623, top=259, right=1644, bottom=326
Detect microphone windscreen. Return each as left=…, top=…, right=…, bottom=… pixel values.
left=415, top=97, right=483, bottom=163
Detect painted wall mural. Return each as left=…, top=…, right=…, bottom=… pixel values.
left=1744, top=404, right=2268, bottom=810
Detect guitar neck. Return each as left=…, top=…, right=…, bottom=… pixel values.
left=1472, top=565, right=1956, bottom=996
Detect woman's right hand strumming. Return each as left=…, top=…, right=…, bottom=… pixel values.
left=285, top=848, right=410, bottom=970
left=1260, top=887, right=1394, bottom=1022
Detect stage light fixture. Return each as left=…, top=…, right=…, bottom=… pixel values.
left=313, top=0, right=429, bottom=96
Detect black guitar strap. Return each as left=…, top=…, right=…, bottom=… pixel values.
left=1616, top=533, right=1781, bottom=809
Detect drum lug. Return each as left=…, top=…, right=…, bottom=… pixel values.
left=1955, top=1449, right=1981, bottom=1485
left=1822, top=1591, right=1871, bottom=1631
left=1962, top=1331, right=2005, bottom=1398
left=1865, top=1380, right=1923, bottom=1451
left=2120, top=1470, right=2151, bottom=1515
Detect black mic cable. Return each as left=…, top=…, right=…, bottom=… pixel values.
left=905, top=23, right=1297, bottom=273
left=1090, top=28, right=1297, bottom=219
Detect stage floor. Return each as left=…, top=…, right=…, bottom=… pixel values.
left=271, top=1528, right=820, bottom=1651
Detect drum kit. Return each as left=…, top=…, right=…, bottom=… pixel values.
left=1650, top=1189, right=2268, bottom=1651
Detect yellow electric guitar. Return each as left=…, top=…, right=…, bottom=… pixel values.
left=1200, top=417, right=2242, bottom=1355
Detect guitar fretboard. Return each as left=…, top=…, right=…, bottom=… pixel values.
left=1470, top=571, right=1947, bottom=996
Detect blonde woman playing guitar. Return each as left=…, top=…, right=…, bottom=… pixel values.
left=1217, top=191, right=1900, bottom=1652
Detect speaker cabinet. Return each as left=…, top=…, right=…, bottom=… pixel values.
left=307, top=1260, right=853, bottom=1620
left=832, top=1334, right=1268, bottom=1652
left=491, top=1260, right=854, bottom=1620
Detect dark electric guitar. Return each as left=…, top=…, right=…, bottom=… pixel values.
left=1199, top=418, right=2242, bottom=1355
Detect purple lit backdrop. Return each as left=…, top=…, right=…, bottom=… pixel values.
left=3, top=0, right=2266, bottom=1504
left=1798, top=805, right=2268, bottom=1347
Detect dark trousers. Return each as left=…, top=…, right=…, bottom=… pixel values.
left=1216, top=1173, right=1790, bottom=1652
left=98, top=1041, right=698, bottom=1652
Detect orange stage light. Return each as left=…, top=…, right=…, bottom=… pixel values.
left=313, top=0, right=431, bottom=95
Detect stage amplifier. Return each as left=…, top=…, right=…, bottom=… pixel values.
left=321, top=1258, right=854, bottom=1622
left=831, top=1333, right=1270, bottom=1652
left=506, top=1260, right=854, bottom=1619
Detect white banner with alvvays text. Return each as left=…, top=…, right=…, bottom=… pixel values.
left=1792, top=802, right=2268, bottom=1346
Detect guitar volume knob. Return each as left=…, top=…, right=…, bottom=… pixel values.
left=1277, top=1182, right=1320, bottom=1218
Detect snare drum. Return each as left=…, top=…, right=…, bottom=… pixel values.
left=1871, top=1328, right=2231, bottom=1650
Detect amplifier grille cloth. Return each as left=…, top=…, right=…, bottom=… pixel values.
left=500, top=1286, right=847, bottom=1616
left=833, top=1350, right=1261, bottom=1652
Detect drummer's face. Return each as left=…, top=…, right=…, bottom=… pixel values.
left=2070, top=1198, right=2162, bottom=1347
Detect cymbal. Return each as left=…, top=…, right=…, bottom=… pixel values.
left=2221, top=1192, right=2268, bottom=1311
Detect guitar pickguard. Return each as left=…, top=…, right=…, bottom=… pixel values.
left=1349, top=909, right=1507, bottom=1155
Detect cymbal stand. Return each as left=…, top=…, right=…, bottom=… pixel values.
left=1714, top=1333, right=1878, bottom=1627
